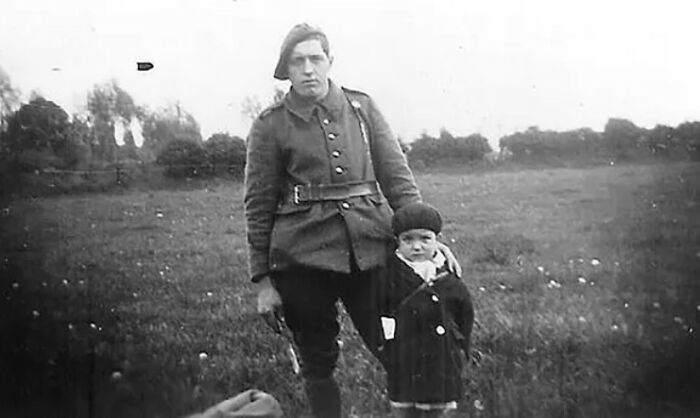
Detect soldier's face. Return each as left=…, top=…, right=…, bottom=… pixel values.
left=287, top=39, right=332, bottom=101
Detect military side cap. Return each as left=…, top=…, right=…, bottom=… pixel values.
left=274, top=23, right=328, bottom=80
left=392, top=202, right=443, bottom=236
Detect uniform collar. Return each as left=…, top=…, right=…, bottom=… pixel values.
left=284, top=79, right=345, bottom=122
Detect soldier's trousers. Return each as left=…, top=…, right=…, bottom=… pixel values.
left=272, top=265, right=383, bottom=380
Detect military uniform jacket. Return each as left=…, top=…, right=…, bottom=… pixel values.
left=244, top=81, right=420, bottom=281
left=378, top=253, right=474, bottom=404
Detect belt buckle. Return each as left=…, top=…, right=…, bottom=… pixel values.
left=293, top=185, right=302, bottom=205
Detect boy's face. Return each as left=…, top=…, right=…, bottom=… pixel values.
left=396, top=228, right=439, bottom=262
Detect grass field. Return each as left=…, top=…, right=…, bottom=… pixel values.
left=1, top=162, right=699, bottom=417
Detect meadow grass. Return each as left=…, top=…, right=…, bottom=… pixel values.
left=1, top=162, right=699, bottom=417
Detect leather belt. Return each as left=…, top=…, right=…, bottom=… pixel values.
left=290, top=181, right=379, bottom=204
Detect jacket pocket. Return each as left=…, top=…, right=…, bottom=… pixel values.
left=274, top=202, right=313, bottom=215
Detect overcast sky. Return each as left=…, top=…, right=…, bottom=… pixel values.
left=2, top=0, right=699, bottom=148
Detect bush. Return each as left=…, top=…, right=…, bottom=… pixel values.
left=601, top=118, right=644, bottom=160
left=156, top=139, right=209, bottom=178
left=3, top=149, right=64, bottom=173
left=204, top=133, right=246, bottom=177
left=500, top=127, right=604, bottom=164
left=407, top=129, right=491, bottom=168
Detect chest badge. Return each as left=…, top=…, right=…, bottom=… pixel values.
left=350, top=100, right=361, bottom=109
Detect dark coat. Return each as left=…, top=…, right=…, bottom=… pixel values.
left=378, top=253, right=474, bottom=404
left=244, top=81, right=420, bottom=281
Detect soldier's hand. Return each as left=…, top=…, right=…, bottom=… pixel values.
left=256, top=276, right=284, bottom=333
left=437, top=241, right=462, bottom=279
left=195, top=389, right=283, bottom=418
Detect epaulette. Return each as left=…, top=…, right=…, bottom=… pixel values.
left=341, top=87, right=371, bottom=113
left=341, top=86, right=370, bottom=99
left=258, top=101, right=284, bottom=120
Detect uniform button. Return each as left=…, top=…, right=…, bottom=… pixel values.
left=323, top=118, right=330, bottom=125
left=335, top=167, right=343, bottom=174
left=328, top=133, right=337, bottom=140
left=331, top=150, right=341, bottom=158
left=431, top=295, right=439, bottom=303
left=435, top=325, right=445, bottom=335
left=341, top=202, right=350, bottom=210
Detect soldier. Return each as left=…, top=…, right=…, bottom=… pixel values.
left=244, top=23, right=460, bottom=418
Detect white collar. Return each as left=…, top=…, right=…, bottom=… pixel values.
left=395, top=250, right=446, bottom=283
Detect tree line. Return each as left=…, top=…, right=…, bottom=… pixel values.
left=499, top=119, right=700, bottom=164
left=0, top=69, right=247, bottom=180
left=1, top=65, right=699, bottom=194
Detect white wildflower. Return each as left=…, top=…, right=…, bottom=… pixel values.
left=62, top=279, right=69, bottom=286
left=479, top=286, right=486, bottom=292
left=611, top=324, right=619, bottom=331
left=673, top=316, right=684, bottom=325
left=474, top=399, right=485, bottom=411
left=199, top=352, right=208, bottom=361
left=537, top=266, right=545, bottom=273
left=591, top=258, right=601, bottom=266
left=547, top=280, right=562, bottom=289
left=206, top=292, right=213, bottom=297
left=653, top=302, right=661, bottom=309
left=578, top=316, right=587, bottom=323
left=32, top=310, right=40, bottom=318
left=578, top=277, right=587, bottom=284
left=111, top=371, right=122, bottom=381
left=12, top=282, right=19, bottom=289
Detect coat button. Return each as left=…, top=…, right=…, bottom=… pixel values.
left=323, top=118, right=330, bottom=125
left=435, top=325, right=445, bottom=335
left=431, top=295, right=439, bottom=303
left=328, top=133, right=337, bottom=140
left=331, top=150, right=341, bottom=158
left=335, top=167, right=343, bottom=174
left=341, top=202, right=350, bottom=210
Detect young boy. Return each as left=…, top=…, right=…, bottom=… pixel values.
left=377, top=202, right=474, bottom=418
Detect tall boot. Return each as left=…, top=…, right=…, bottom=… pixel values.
left=305, top=376, right=341, bottom=418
